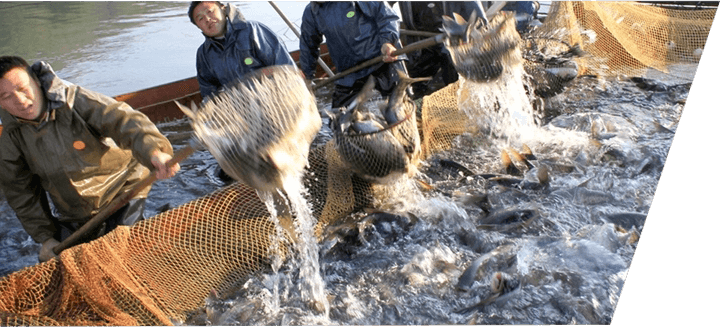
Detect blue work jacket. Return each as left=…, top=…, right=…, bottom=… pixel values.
left=195, top=4, right=295, bottom=98
left=300, top=1, right=402, bottom=87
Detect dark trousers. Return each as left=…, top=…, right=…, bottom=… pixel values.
left=54, top=198, right=146, bottom=244
left=331, top=60, right=410, bottom=108
left=406, top=44, right=458, bottom=99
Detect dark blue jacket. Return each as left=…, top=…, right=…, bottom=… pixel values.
left=300, top=1, right=402, bottom=87
left=398, top=1, right=486, bottom=34
left=195, top=4, right=295, bottom=98
left=502, top=1, right=538, bottom=33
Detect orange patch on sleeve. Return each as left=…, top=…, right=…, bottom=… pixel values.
left=73, top=140, right=86, bottom=150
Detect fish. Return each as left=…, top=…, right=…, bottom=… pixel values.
left=456, top=243, right=518, bottom=292
left=523, top=36, right=583, bottom=98
left=603, top=212, right=647, bottom=231
left=360, top=210, right=420, bottom=243
left=329, top=75, right=425, bottom=183
left=175, top=65, right=322, bottom=192
left=439, top=158, right=476, bottom=177
left=328, top=76, right=408, bottom=182
left=320, top=210, right=419, bottom=257
left=455, top=271, right=522, bottom=314
left=329, top=75, right=387, bottom=136
left=501, top=144, right=537, bottom=175
left=501, top=150, right=523, bottom=176
left=525, top=58, right=579, bottom=98
left=477, top=207, right=540, bottom=232
left=383, top=68, right=431, bottom=163
left=441, top=11, right=522, bottom=82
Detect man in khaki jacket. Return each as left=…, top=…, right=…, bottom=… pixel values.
left=0, top=56, right=179, bottom=262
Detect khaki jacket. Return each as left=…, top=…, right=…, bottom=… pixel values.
left=0, top=61, right=173, bottom=244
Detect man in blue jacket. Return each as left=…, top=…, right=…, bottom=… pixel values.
left=189, top=1, right=296, bottom=98
left=300, top=1, right=409, bottom=108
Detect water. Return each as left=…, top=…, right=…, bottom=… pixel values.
left=0, top=1, right=718, bottom=325
left=0, top=1, right=306, bottom=97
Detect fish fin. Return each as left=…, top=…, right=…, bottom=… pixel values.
left=502, top=149, right=523, bottom=176
left=465, top=10, right=479, bottom=42
left=441, top=15, right=463, bottom=37
left=453, top=12, right=467, bottom=25
left=174, top=100, right=196, bottom=120
left=348, top=75, right=376, bottom=113
left=520, top=144, right=536, bottom=160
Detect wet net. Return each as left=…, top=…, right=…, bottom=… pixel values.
left=0, top=2, right=715, bottom=325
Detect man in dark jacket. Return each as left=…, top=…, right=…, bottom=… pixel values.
left=300, top=1, right=409, bottom=108
left=397, top=1, right=488, bottom=98
left=0, top=56, right=179, bottom=262
left=498, top=1, right=539, bottom=34
left=189, top=1, right=296, bottom=98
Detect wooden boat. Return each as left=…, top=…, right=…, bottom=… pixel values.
left=116, top=44, right=334, bottom=125
left=0, top=44, right=333, bottom=136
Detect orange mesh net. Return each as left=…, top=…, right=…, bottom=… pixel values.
left=537, top=1, right=715, bottom=78
left=1, top=183, right=290, bottom=325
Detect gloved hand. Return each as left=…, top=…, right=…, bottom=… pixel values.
left=39, top=238, right=60, bottom=262
left=151, top=150, right=180, bottom=179
left=381, top=43, right=398, bottom=62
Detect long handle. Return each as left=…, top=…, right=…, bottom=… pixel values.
left=313, top=34, right=445, bottom=90
left=53, top=140, right=199, bottom=254
left=486, top=1, right=507, bottom=18
left=268, top=1, right=335, bottom=78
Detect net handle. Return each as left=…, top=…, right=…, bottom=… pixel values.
left=314, top=34, right=446, bottom=90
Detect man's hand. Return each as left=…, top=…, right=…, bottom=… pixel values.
left=39, top=238, right=60, bottom=262
left=151, top=150, right=180, bottom=179
left=381, top=43, right=398, bottom=62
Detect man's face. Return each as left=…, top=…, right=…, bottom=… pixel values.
left=0, top=67, right=45, bottom=121
left=193, top=2, right=227, bottom=38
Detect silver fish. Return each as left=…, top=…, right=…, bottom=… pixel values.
left=441, top=11, right=521, bottom=82
left=175, top=65, right=322, bottom=192
left=456, top=243, right=517, bottom=292
left=329, top=76, right=409, bottom=183
left=382, top=68, right=431, bottom=165
left=455, top=271, right=522, bottom=314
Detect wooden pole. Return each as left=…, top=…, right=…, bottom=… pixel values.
left=313, top=34, right=445, bottom=90
left=268, top=1, right=335, bottom=77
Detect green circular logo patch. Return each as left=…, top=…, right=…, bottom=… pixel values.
left=244, top=57, right=254, bottom=65
left=346, top=11, right=355, bottom=18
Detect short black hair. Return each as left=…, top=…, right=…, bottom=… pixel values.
left=0, top=56, right=30, bottom=80
left=188, top=1, right=224, bottom=25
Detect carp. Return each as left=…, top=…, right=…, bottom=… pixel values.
left=441, top=10, right=522, bottom=82
left=329, top=72, right=429, bottom=183
left=176, top=65, right=322, bottom=192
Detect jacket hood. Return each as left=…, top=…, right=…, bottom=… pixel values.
left=0, top=61, right=74, bottom=132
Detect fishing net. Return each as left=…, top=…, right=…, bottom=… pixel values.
left=178, top=65, right=322, bottom=193
left=0, top=183, right=292, bottom=325
left=0, top=2, right=716, bottom=325
left=533, top=1, right=715, bottom=78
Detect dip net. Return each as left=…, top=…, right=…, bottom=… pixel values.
left=0, top=2, right=715, bottom=325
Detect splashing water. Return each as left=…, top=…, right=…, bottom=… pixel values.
left=282, top=177, right=330, bottom=316
left=255, top=190, right=285, bottom=315
left=252, top=167, right=330, bottom=321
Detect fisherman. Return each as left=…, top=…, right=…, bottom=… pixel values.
left=395, top=1, right=488, bottom=98
left=188, top=1, right=296, bottom=98
left=299, top=1, right=410, bottom=108
left=0, top=56, right=179, bottom=263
